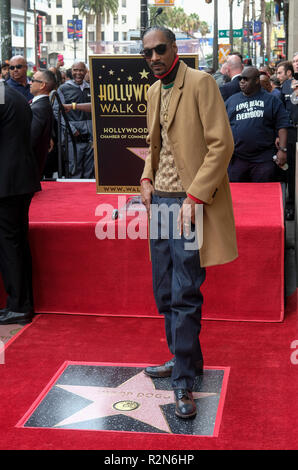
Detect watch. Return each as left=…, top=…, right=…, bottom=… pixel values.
left=279, top=147, right=287, bottom=152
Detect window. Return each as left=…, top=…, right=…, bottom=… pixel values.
left=56, top=0, right=62, bottom=8
left=57, top=32, right=63, bottom=42
left=88, top=31, right=95, bottom=42
left=122, top=0, right=126, bottom=7
left=114, top=32, right=119, bottom=41
left=46, top=32, right=52, bottom=42
left=13, top=21, right=24, bottom=37
left=56, top=15, right=63, bottom=25
left=121, top=15, right=127, bottom=24
left=114, top=15, right=118, bottom=25
left=101, top=31, right=105, bottom=41
left=12, top=47, right=24, bottom=56
left=46, top=15, right=51, bottom=25
left=122, top=32, right=127, bottom=41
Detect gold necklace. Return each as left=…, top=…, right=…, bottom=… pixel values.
left=161, top=86, right=174, bottom=123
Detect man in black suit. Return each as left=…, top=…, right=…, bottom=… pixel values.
left=0, top=82, right=41, bottom=325
left=30, top=69, right=56, bottom=178
left=219, top=54, right=243, bottom=101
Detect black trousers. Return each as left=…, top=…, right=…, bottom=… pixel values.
left=0, top=193, right=34, bottom=313
left=228, top=156, right=278, bottom=182
left=286, top=142, right=296, bottom=207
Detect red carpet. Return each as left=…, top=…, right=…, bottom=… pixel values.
left=0, top=182, right=284, bottom=322
left=0, top=291, right=297, bottom=450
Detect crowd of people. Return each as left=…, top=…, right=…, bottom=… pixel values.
left=208, top=52, right=298, bottom=220
left=0, top=55, right=94, bottom=180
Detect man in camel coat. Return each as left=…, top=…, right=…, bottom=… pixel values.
left=140, top=26, right=238, bottom=420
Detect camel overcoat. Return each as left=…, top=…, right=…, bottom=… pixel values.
left=141, top=61, right=238, bottom=268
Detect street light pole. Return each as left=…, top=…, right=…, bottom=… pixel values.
left=34, top=0, right=39, bottom=66
left=140, top=0, right=148, bottom=38
left=213, top=0, right=218, bottom=71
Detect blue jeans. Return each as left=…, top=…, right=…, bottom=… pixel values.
left=150, top=194, right=206, bottom=390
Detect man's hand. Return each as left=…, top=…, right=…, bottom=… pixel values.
left=275, top=149, right=287, bottom=167
left=140, top=180, right=154, bottom=216
left=177, top=197, right=197, bottom=237
left=48, top=138, right=54, bottom=153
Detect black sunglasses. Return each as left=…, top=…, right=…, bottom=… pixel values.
left=31, top=78, right=43, bottom=83
left=9, top=64, right=25, bottom=70
left=239, top=76, right=249, bottom=81
left=140, top=43, right=168, bottom=59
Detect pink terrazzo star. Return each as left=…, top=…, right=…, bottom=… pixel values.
left=55, top=371, right=216, bottom=432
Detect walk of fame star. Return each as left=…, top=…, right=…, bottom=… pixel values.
left=53, top=371, right=216, bottom=432
left=19, top=364, right=228, bottom=436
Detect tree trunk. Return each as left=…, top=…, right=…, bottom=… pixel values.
left=229, top=0, right=234, bottom=52
left=241, top=0, right=247, bottom=57
left=246, top=0, right=251, bottom=58
left=96, top=13, right=102, bottom=45
left=0, top=0, right=12, bottom=60
left=213, top=0, right=218, bottom=71
left=260, top=0, right=265, bottom=62
left=24, top=0, right=27, bottom=60
left=266, top=20, right=272, bottom=60
left=251, top=0, right=256, bottom=65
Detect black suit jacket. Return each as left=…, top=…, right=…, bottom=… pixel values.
left=31, top=96, right=53, bottom=178
left=0, top=83, right=41, bottom=198
left=219, top=76, right=241, bottom=101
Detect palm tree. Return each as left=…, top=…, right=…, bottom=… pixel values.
left=265, top=0, right=274, bottom=61
left=78, top=0, right=118, bottom=45
left=181, top=12, right=201, bottom=38
left=165, top=7, right=188, bottom=32
left=198, top=20, right=210, bottom=38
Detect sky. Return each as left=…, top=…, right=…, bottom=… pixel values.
left=173, top=0, right=261, bottom=30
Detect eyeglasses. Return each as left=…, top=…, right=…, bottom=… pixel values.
left=140, top=43, right=168, bottom=59
left=31, top=78, right=43, bottom=83
left=9, top=64, right=25, bottom=70
left=239, top=76, right=249, bottom=81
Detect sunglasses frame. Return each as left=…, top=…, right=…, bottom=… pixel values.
left=9, top=64, right=25, bottom=70
left=31, top=78, right=43, bottom=84
left=140, top=43, right=168, bottom=59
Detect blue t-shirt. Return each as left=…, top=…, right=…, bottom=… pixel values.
left=6, top=77, right=33, bottom=102
left=225, top=88, right=291, bottom=162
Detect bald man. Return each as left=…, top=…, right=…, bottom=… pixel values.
left=6, top=55, right=33, bottom=101
left=53, top=61, right=94, bottom=178
left=219, top=54, right=244, bottom=101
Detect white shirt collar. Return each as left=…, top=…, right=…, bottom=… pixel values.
left=32, top=94, right=49, bottom=103
left=231, top=73, right=242, bottom=80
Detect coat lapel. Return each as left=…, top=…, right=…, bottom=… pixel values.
left=167, top=61, right=187, bottom=131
